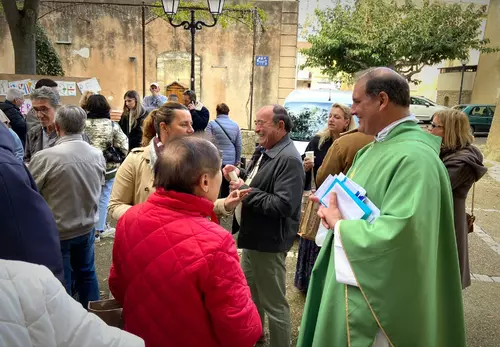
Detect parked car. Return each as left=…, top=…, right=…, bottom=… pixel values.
left=410, top=96, right=447, bottom=123
left=452, top=104, right=496, bottom=134
left=283, top=89, right=357, bottom=154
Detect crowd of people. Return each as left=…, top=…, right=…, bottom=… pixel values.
left=0, top=69, right=486, bottom=347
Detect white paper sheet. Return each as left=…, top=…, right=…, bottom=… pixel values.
left=334, top=222, right=358, bottom=287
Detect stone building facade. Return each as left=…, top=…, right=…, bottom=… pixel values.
left=0, top=0, right=299, bottom=131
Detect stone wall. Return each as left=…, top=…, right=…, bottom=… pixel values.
left=0, top=0, right=299, bottom=129
left=436, top=91, right=472, bottom=107
left=241, top=129, right=258, bottom=159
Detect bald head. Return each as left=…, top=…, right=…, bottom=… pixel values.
left=154, top=135, right=221, bottom=194
left=356, top=67, right=410, bottom=108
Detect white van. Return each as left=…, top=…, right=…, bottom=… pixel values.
left=283, top=89, right=357, bottom=154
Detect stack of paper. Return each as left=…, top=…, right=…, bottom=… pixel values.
left=315, top=173, right=380, bottom=223
left=314, top=173, right=381, bottom=287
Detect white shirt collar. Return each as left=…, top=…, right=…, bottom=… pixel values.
left=375, top=114, right=419, bottom=142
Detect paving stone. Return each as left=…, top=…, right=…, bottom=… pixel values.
left=491, top=277, right=500, bottom=283
left=474, top=274, right=494, bottom=282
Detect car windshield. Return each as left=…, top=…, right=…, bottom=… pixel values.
left=285, top=102, right=334, bottom=141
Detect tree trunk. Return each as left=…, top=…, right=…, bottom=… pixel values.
left=484, top=97, right=500, bottom=161
left=2, top=0, right=40, bottom=74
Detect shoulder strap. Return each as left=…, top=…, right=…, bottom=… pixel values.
left=214, top=119, right=236, bottom=147
left=471, top=183, right=476, bottom=217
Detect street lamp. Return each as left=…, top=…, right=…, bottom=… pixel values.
left=162, top=0, right=225, bottom=92
left=458, top=58, right=468, bottom=105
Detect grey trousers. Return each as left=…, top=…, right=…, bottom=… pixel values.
left=241, top=249, right=291, bottom=347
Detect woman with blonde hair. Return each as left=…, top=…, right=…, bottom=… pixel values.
left=295, top=103, right=352, bottom=293
left=109, top=102, right=249, bottom=223
left=118, top=90, right=149, bottom=151
left=429, top=109, right=487, bottom=289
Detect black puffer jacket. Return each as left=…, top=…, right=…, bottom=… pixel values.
left=0, top=100, right=26, bottom=147
left=118, top=109, right=149, bottom=151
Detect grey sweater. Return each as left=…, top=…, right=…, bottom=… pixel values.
left=28, top=135, right=106, bottom=240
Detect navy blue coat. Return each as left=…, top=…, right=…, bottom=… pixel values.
left=0, top=124, right=64, bottom=282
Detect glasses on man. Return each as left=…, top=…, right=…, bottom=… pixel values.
left=429, top=122, right=443, bottom=129
left=32, top=107, right=51, bottom=115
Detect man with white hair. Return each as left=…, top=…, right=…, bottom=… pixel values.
left=29, top=105, right=106, bottom=310
left=0, top=88, right=26, bottom=147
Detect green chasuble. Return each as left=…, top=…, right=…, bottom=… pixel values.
left=297, top=121, right=466, bottom=347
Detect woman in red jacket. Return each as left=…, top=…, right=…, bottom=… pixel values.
left=109, top=135, right=262, bottom=347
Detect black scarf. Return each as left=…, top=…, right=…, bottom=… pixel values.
left=87, top=110, right=111, bottom=119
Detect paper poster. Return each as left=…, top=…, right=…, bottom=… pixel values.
left=56, top=81, right=77, bottom=96
left=77, top=78, right=101, bottom=93
left=8, top=79, right=34, bottom=95
left=20, top=99, right=32, bottom=116
left=0, top=80, right=8, bottom=96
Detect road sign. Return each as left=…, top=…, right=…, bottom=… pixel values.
left=256, top=56, right=269, bottom=67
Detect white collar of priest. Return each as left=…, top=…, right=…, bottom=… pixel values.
left=375, top=114, right=419, bottom=142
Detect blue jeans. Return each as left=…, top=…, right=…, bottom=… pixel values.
left=96, top=178, right=115, bottom=231
left=60, top=231, right=99, bottom=309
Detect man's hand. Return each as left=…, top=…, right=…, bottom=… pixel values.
left=222, top=165, right=240, bottom=182
left=224, top=188, right=251, bottom=211
left=303, top=157, right=314, bottom=172
left=187, top=102, right=195, bottom=111
left=230, top=178, right=245, bottom=191
left=310, top=192, right=343, bottom=230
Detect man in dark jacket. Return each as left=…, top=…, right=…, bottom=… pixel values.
left=182, top=90, right=209, bottom=132
left=0, top=123, right=64, bottom=282
left=0, top=88, right=26, bottom=147
left=224, top=105, right=304, bottom=347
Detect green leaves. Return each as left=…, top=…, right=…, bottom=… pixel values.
left=151, top=1, right=267, bottom=30
left=36, top=25, right=64, bottom=76
left=303, top=0, right=498, bottom=82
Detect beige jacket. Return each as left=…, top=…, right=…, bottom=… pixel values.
left=108, top=145, right=230, bottom=221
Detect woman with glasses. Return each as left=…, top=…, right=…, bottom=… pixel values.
left=428, top=109, right=487, bottom=289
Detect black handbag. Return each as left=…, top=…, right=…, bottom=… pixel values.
left=103, top=122, right=126, bottom=164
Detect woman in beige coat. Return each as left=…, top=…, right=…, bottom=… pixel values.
left=429, top=109, right=487, bottom=289
left=109, top=102, right=247, bottom=221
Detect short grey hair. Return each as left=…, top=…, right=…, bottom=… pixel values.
left=355, top=67, right=410, bottom=108
left=55, top=105, right=87, bottom=135
left=6, top=88, right=24, bottom=102
left=30, top=86, right=61, bottom=108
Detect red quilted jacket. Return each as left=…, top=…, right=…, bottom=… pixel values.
left=109, top=190, right=262, bottom=347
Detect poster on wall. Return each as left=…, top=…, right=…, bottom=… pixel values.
left=56, top=81, right=77, bottom=96
left=77, top=78, right=101, bottom=94
left=20, top=99, right=32, bottom=116
left=8, top=79, right=35, bottom=95
left=0, top=80, right=8, bottom=96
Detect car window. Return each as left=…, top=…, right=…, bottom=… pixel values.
left=489, top=106, right=496, bottom=116
left=470, top=106, right=489, bottom=117
left=411, top=97, right=426, bottom=106
left=285, top=102, right=333, bottom=142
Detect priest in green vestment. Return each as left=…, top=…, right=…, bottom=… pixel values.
left=297, top=67, right=466, bottom=347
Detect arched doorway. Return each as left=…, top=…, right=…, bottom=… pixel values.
left=156, top=51, right=201, bottom=95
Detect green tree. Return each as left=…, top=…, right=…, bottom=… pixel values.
left=302, top=0, right=498, bottom=82
left=36, top=25, right=64, bottom=76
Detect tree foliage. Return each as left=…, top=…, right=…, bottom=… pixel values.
left=151, top=1, right=267, bottom=30
left=302, top=0, right=499, bottom=82
left=36, top=25, right=64, bottom=76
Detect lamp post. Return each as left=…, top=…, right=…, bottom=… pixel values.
left=458, top=58, right=468, bottom=105
left=161, top=0, right=224, bottom=92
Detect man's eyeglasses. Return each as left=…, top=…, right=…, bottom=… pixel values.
left=429, top=123, right=443, bottom=129
left=32, top=107, right=50, bottom=114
